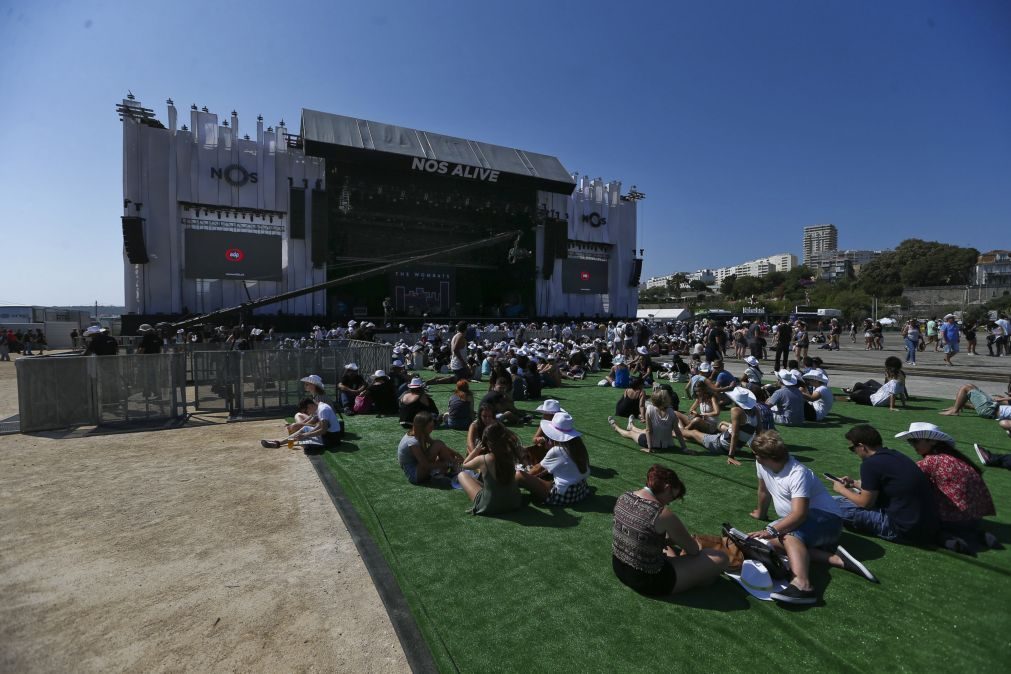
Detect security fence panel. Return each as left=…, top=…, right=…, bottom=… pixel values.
left=93, top=353, right=186, bottom=425
left=16, top=357, right=97, bottom=432
left=191, top=351, right=242, bottom=414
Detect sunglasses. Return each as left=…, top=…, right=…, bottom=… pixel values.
left=848, top=442, right=862, bottom=452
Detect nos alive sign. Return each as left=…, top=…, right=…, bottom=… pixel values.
left=410, top=157, right=501, bottom=183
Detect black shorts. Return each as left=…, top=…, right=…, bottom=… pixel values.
left=612, top=556, right=676, bottom=596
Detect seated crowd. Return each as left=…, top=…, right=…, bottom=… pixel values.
left=256, top=319, right=1006, bottom=606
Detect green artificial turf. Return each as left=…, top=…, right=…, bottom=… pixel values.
left=322, top=381, right=1011, bottom=673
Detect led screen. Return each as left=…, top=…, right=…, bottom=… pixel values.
left=185, top=230, right=282, bottom=281
left=561, top=259, right=609, bottom=294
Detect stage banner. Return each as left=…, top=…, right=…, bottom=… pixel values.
left=392, top=267, right=455, bottom=316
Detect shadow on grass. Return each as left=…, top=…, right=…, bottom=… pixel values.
left=590, top=465, right=618, bottom=479
left=492, top=497, right=582, bottom=528
left=837, top=533, right=887, bottom=562
left=658, top=580, right=752, bottom=612
left=310, top=441, right=361, bottom=457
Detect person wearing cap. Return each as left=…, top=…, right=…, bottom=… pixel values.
left=365, top=370, right=398, bottom=416
left=831, top=424, right=940, bottom=545
left=800, top=370, right=833, bottom=422
left=612, top=464, right=729, bottom=596
left=939, top=314, right=960, bottom=366
left=767, top=370, right=806, bottom=426
left=388, top=359, right=410, bottom=395
left=282, top=374, right=333, bottom=434
left=516, top=412, right=591, bottom=506
left=681, top=387, right=762, bottom=465
left=83, top=326, right=118, bottom=356
left=609, top=388, right=687, bottom=453
left=897, top=422, right=997, bottom=553
left=458, top=422, right=523, bottom=516
left=262, top=396, right=344, bottom=451
left=399, top=377, right=439, bottom=428
left=337, top=363, right=367, bottom=414
left=397, top=412, right=463, bottom=485
left=747, top=431, right=876, bottom=605
left=135, top=324, right=162, bottom=355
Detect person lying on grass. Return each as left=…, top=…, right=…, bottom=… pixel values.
left=458, top=422, right=523, bottom=516
left=608, top=388, right=687, bottom=453
left=679, top=386, right=760, bottom=466
left=896, top=422, right=999, bottom=554
left=612, top=464, right=729, bottom=596
left=830, top=424, right=940, bottom=545
left=837, top=357, right=905, bottom=411
left=515, top=412, right=591, bottom=506
left=938, top=382, right=1011, bottom=421
left=397, top=412, right=464, bottom=485
left=748, top=430, right=877, bottom=605
left=261, top=397, right=343, bottom=450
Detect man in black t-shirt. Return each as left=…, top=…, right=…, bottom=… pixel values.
left=137, top=324, right=162, bottom=354
left=774, top=319, right=793, bottom=371
left=831, top=424, right=939, bottom=544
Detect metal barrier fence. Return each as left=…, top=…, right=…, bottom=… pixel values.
left=16, top=341, right=392, bottom=432
left=17, top=353, right=188, bottom=432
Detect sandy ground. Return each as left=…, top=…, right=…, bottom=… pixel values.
left=0, top=405, right=408, bottom=672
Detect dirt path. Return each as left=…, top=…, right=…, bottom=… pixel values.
left=0, top=417, right=408, bottom=672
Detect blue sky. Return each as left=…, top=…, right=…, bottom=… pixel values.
left=0, top=0, right=1008, bottom=305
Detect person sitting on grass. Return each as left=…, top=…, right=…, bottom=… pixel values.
left=337, top=363, right=367, bottom=414
left=399, top=377, right=439, bottom=428
left=515, top=412, right=591, bottom=506
left=680, top=387, right=760, bottom=466
left=527, top=399, right=566, bottom=463
left=458, top=422, right=524, bottom=516
left=612, top=464, right=729, bottom=596
left=441, top=379, right=474, bottom=430
left=261, top=397, right=343, bottom=450
left=741, top=355, right=764, bottom=388
left=800, top=369, right=834, bottom=422
left=466, top=403, right=499, bottom=457
left=939, top=382, right=1011, bottom=420
left=397, top=412, right=463, bottom=485
left=767, top=369, right=806, bottom=426
left=838, top=359, right=905, bottom=411
left=608, top=389, right=687, bottom=453
left=676, top=383, right=721, bottom=434
left=896, top=422, right=999, bottom=553
left=831, top=424, right=940, bottom=544
left=480, top=378, right=530, bottom=425
left=614, top=377, right=647, bottom=423
left=600, top=355, right=630, bottom=388
left=748, top=431, right=877, bottom=605
left=365, top=370, right=398, bottom=416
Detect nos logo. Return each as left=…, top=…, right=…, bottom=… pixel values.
left=225, top=248, right=245, bottom=262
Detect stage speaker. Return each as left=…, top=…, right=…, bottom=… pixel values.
left=289, top=187, right=306, bottom=239
left=310, top=189, right=328, bottom=268
left=628, top=258, right=643, bottom=287
left=552, top=218, right=569, bottom=260
left=122, top=217, right=149, bottom=264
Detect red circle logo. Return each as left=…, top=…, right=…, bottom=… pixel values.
left=225, top=248, right=245, bottom=262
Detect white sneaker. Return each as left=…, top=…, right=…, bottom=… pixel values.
left=836, top=545, right=878, bottom=583
left=627, top=415, right=635, bottom=430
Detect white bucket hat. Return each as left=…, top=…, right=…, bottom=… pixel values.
left=803, top=369, right=829, bottom=384
left=725, top=560, right=789, bottom=601
left=392, top=359, right=404, bottom=367
left=344, top=362, right=359, bottom=370
left=777, top=369, right=799, bottom=386
left=726, top=386, right=757, bottom=410
left=85, top=326, right=102, bottom=336
left=534, top=399, right=565, bottom=415
left=636, top=346, right=649, bottom=355
left=698, top=362, right=712, bottom=374
left=373, top=370, right=388, bottom=379
left=300, top=374, right=324, bottom=388
left=407, top=377, right=426, bottom=389
left=540, top=412, right=581, bottom=442
left=895, top=422, right=954, bottom=445
left=744, top=356, right=759, bottom=367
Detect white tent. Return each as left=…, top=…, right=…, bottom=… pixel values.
left=637, top=308, right=691, bottom=320
left=878, top=317, right=897, bottom=326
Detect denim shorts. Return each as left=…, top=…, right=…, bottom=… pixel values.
left=783, top=508, right=842, bottom=548
left=968, top=389, right=998, bottom=419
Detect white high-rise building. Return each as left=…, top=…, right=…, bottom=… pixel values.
left=803, top=224, right=838, bottom=264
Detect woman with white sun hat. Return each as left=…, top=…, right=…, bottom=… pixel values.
left=516, top=412, right=591, bottom=506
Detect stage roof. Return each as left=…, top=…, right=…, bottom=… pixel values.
left=300, top=109, right=576, bottom=194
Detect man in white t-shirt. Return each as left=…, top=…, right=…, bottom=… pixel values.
left=261, top=398, right=343, bottom=450
left=748, top=431, right=876, bottom=604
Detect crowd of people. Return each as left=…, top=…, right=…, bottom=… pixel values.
left=254, top=316, right=1008, bottom=607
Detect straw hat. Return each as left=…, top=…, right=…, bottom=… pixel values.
left=895, top=422, right=954, bottom=445
left=540, top=412, right=581, bottom=442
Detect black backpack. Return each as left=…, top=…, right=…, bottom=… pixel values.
left=722, top=523, right=792, bottom=580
